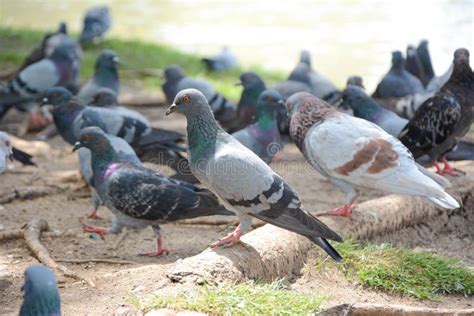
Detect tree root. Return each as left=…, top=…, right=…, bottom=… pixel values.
left=0, top=228, right=76, bottom=241
left=318, top=303, right=474, bottom=315
left=56, top=258, right=135, bottom=265
left=0, top=186, right=60, bottom=205
left=8, top=219, right=96, bottom=287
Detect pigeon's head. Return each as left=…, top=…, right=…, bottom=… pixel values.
left=237, top=72, right=265, bottom=90
left=40, top=87, right=73, bottom=123
left=346, top=76, right=364, bottom=89
left=80, top=109, right=107, bottom=131
left=96, top=50, right=119, bottom=70
left=0, top=132, right=13, bottom=162
left=256, top=89, right=285, bottom=116
left=20, top=265, right=61, bottom=316
left=90, top=88, right=118, bottom=107
left=288, top=63, right=312, bottom=86
left=164, top=65, right=186, bottom=82
left=58, top=22, right=68, bottom=34
left=49, top=43, right=76, bottom=62
left=73, top=126, right=110, bottom=152
left=453, top=48, right=470, bottom=66
left=391, top=51, right=404, bottom=68
left=340, top=85, right=369, bottom=112
left=418, top=39, right=429, bottom=50
left=406, top=45, right=417, bottom=58
left=299, top=50, right=312, bottom=68
left=165, top=89, right=211, bottom=117
left=286, top=92, right=329, bottom=118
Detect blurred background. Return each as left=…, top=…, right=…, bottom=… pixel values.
left=0, top=0, right=472, bottom=91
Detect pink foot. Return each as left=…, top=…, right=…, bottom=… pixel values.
left=139, top=232, right=170, bottom=256
left=324, top=204, right=356, bottom=220
left=81, top=219, right=108, bottom=240
left=210, top=224, right=243, bottom=248
left=440, top=158, right=465, bottom=176
left=87, top=209, right=103, bottom=220
left=273, top=151, right=283, bottom=162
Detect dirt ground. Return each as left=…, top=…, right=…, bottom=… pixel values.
left=0, top=105, right=473, bottom=315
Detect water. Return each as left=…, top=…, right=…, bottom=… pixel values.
left=1, top=0, right=472, bottom=90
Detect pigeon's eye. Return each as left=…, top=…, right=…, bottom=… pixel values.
left=183, top=95, right=190, bottom=104
left=266, top=96, right=273, bottom=102
left=82, top=134, right=91, bottom=142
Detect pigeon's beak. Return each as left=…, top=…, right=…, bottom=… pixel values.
left=234, top=80, right=243, bottom=86
left=8, top=151, right=13, bottom=162
left=40, top=97, right=49, bottom=107
left=72, top=141, right=83, bottom=152
left=40, top=100, right=54, bottom=123
left=113, top=56, right=120, bottom=65
left=165, top=104, right=177, bottom=116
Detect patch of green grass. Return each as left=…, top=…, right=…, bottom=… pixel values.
left=133, top=279, right=325, bottom=315
left=316, top=240, right=474, bottom=300
left=0, top=27, right=285, bottom=100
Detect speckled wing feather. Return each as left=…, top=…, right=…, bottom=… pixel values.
left=398, top=92, right=462, bottom=158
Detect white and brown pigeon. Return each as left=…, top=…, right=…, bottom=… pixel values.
left=286, top=92, right=459, bottom=219
left=165, top=88, right=343, bottom=262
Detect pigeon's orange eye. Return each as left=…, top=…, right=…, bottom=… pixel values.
left=266, top=96, right=273, bottom=102
left=183, top=95, right=190, bottom=103
left=82, top=134, right=91, bottom=141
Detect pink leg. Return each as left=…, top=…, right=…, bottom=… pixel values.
left=81, top=219, right=108, bottom=240
left=139, top=230, right=170, bottom=257
left=210, top=224, right=244, bottom=248
left=323, top=204, right=356, bottom=220
left=87, top=208, right=103, bottom=220
left=441, top=158, right=465, bottom=176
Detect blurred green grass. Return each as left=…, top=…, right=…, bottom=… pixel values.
left=0, top=27, right=286, bottom=101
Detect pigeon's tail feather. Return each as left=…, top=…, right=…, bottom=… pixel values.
left=308, top=236, right=343, bottom=263
left=427, top=193, right=460, bottom=210
left=446, top=140, right=474, bottom=161
left=140, top=128, right=184, bottom=148
left=415, top=163, right=451, bottom=188
left=12, top=147, right=36, bottom=166
left=201, top=58, right=216, bottom=71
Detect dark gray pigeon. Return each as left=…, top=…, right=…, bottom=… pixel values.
left=76, top=50, right=120, bottom=104
left=399, top=48, right=474, bottom=176
left=74, top=127, right=234, bottom=256
left=0, top=44, right=79, bottom=120
left=232, top=90, right=284, bottom=164
left=80, top=5, right=111, bottom=43
left=417, top=40, right=435, bottom=85
left=372, top=51, right=424, bottom=98
left=165, top=88, right=343, bottom=262
left=162, top=65, right=237, bottom=130
left=78, top=126, right=140, bottom=219
left=20, top=265, right=61, bottom=316
left=405, top=45, right=428, bottom=86
left=298, top=50, right=340, bottom=100
left=201, top=46, right=238, bottom=71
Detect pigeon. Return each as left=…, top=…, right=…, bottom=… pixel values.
left=80, top=5, right=111, bottom=43
left=201, top=46, right=238, bottom=71
left=405, top=45, right=428, bottom=86
left=372, top=51, right=424, bottom=98
left=234, top=71, right=267, bottom=131
left=74, top=127, right=234, bottom=256
left=426, top=64, right=453, bottom=92
left=399, top=48, right=474, bottom=176
left=76, top=50, right=120, bottom=104
left=298, top=50, right=340, bottom=100
left=417, top=40, right=435, bottom=85
left=78, top=126, right=140, bottom=219
left=232, top=90, right=285, bottom=164
left=20, top=265, right=61, bottom=316
left=162, top=65, right=237, bottom=130
left=0, top=44, right=79, bottom=120
left=165, top=89, right=343, bottom=262
left=0, top=132, right=14, bottom=174
left=342, top=85, right=408, bottom=137
left=286, top=92, right=459, bottom=219
left=346, top=75, right=365, bottom=89
left=89, top=88, right=148, bottom=122
left=342, top=86, right=474, bottom=162
left=374, top=91, right=434, bottom=119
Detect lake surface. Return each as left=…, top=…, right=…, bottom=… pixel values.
left=1, top=0, right=472, bottom=90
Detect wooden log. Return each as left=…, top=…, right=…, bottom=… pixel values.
left=318, top=303, right=474, bottom=316
left=167, top=162, right=473, bottom=284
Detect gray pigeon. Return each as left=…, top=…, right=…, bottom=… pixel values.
left=287, top=92, right=459, bottom=219
left=0, top=44, right=79, bottom=119
left=201, top=46, right=238, bottom=71
left=78, top=126, right=140, bottom=219
left=80, top=5, right=111, bottom=43
left=20, top=265, right=61, bottom=316
left=74, top=127, right=234, bottom=256
left=299, top=50, right=340, bottom=100
left=165, top=88, right=343, bottom=262
left=76, top=50, right=120, bottom=104
left=232, top=90, right=284, bottom=164
left=89, top=88, right=148, bottom=122
left=0, top=132, right=36, bottom=174
left=162, top=65, right=237, bottom=130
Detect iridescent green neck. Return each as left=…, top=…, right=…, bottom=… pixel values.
left=256, top=109, right=276, bottom=130
left=187, top=111, right=221, bottom=161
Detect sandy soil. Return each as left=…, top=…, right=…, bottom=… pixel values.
left=0, top=105, right=472, bottom=315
